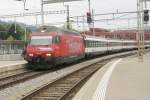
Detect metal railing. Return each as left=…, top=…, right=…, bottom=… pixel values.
left=0, top=40, right=25, bottom=55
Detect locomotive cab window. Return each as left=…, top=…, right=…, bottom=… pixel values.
left=53, top=36, right=61, bottom=44
left=30, top=36, right=52, bottom=46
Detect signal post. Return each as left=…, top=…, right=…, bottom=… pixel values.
left=137, top=0, right=149, bottom=62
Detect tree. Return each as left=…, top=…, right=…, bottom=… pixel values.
left=0, top=21, right=32, bottom=40
left=0, top=24, right=8, bottom=40
left=8, top=23, right=24, bottom=40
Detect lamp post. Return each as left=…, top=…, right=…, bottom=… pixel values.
left=88, top=0, right=91, bottom=13
left=15, top=0, right=28, bottom=41
left=41, top=0, right=44, bottom=26
left=14, top=17, right=17, bottom=34
left=63, top=4, right=70, bottom=29
left=87, top=0, right=95, bottom=36
left=137, top=0, right=144, bottom=62
left=136, top=0, right=149, bottom=62
left=15, top=0, right=28, bottom=10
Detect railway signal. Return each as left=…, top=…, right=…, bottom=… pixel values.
left=143, top=10, right=149, bottom=22
left=87, top=12, right=92, bottom=24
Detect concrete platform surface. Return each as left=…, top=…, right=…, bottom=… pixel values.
left=73, top=52, right=150, bottom=100
left=0, top=60, right=27, bottom=73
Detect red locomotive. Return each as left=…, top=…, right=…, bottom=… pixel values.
left=25, top=26, right=85, bottom=69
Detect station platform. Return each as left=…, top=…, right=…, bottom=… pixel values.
left=0, top=54, right=23, bottom=61
left=0, top=60, right=27, bottom=73
left=73, top=52, right=150, bottom=100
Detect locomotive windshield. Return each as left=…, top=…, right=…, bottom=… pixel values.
left=30, top=36, right=52, bottom=46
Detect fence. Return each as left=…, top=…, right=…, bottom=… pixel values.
left=0, top=40, right=25, bottom=55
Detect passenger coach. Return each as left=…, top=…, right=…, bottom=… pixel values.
left=83, top=35, right=137, bottom=56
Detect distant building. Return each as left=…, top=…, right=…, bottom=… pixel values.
left=80, top=28, right=150, bottom=40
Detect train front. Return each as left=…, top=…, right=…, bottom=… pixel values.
left=25, top=34, right=54, bottom=68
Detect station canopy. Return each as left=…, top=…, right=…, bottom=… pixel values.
left=43, top=0, right=83, bottom=4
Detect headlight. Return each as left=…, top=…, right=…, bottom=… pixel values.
left=46, top=53, right=51, bottom=56
left=29, top=53, right=34, bottom=57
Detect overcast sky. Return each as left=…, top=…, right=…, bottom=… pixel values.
left=0, top=0, right=148, bottom=30
left=0, top=0, right=137, bottom=14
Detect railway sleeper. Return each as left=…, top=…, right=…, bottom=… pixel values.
left=31, top=96, right=59, bottom=100
left=45, top=88, right=70, bottom=92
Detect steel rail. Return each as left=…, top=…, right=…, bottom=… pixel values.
left=0, top=69, right=49, bottom=90
left=21, top=51, right=137, bottom=100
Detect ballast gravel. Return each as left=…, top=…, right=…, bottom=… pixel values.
left=0, top=58, right=102, bottom=100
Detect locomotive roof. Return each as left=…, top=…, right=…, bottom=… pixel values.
left=33, top=25, right=80, bottom=36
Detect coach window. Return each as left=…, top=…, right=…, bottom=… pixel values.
left=87, top=41, right=89, bottom=47
left=104, top=42, right=106, bottom=47
left=113, top=42, right=115, bottom=46
left=89, top=41, right=91, bottom=47
left=116, top=42, right=119, bottom=46
left=91, top=41, right=92, bottom=47
left=99, top=41, right=101, bottom=47
left=86, top=40, right=90, bottom=48
left=94, top=41, right=96, bottom=47
left=103, top=42, right=106, bottom=46
left=92, top=41, right=94, bottom=47
left=102, top=42, right=104, bottom=47
left=90, top=41, right=92, bottom=47
left=97, top=41, right=98, bottom=47
left=85, top=40, right=88, bottom=47
left=96, top=41, right=98, bottom=47
left=93, top=41, right=95, bottom=47
left=97, top=41, right=99, bottom=47
left=85, top=40, right=88, bottom=48
left=100, top=41, right=103, bottom=47
left=88, top=41, right=90, bottom=48
left=91, top=41, right=93, bottom=47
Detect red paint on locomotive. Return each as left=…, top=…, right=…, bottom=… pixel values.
left=25, top=26, right=85, bottom=68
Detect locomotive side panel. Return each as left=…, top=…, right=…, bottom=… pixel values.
left=55, top=34, right=85, bottom=63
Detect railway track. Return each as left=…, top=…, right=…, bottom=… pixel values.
left=0, top=69, right=49, bottom=90
left=0, top=51, right=140, bottom=99
left=0, top=68, right=29, bottom=80
left=21, top=61, right=108, bottom=100
left=20, top=51, right=139, bottom=100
